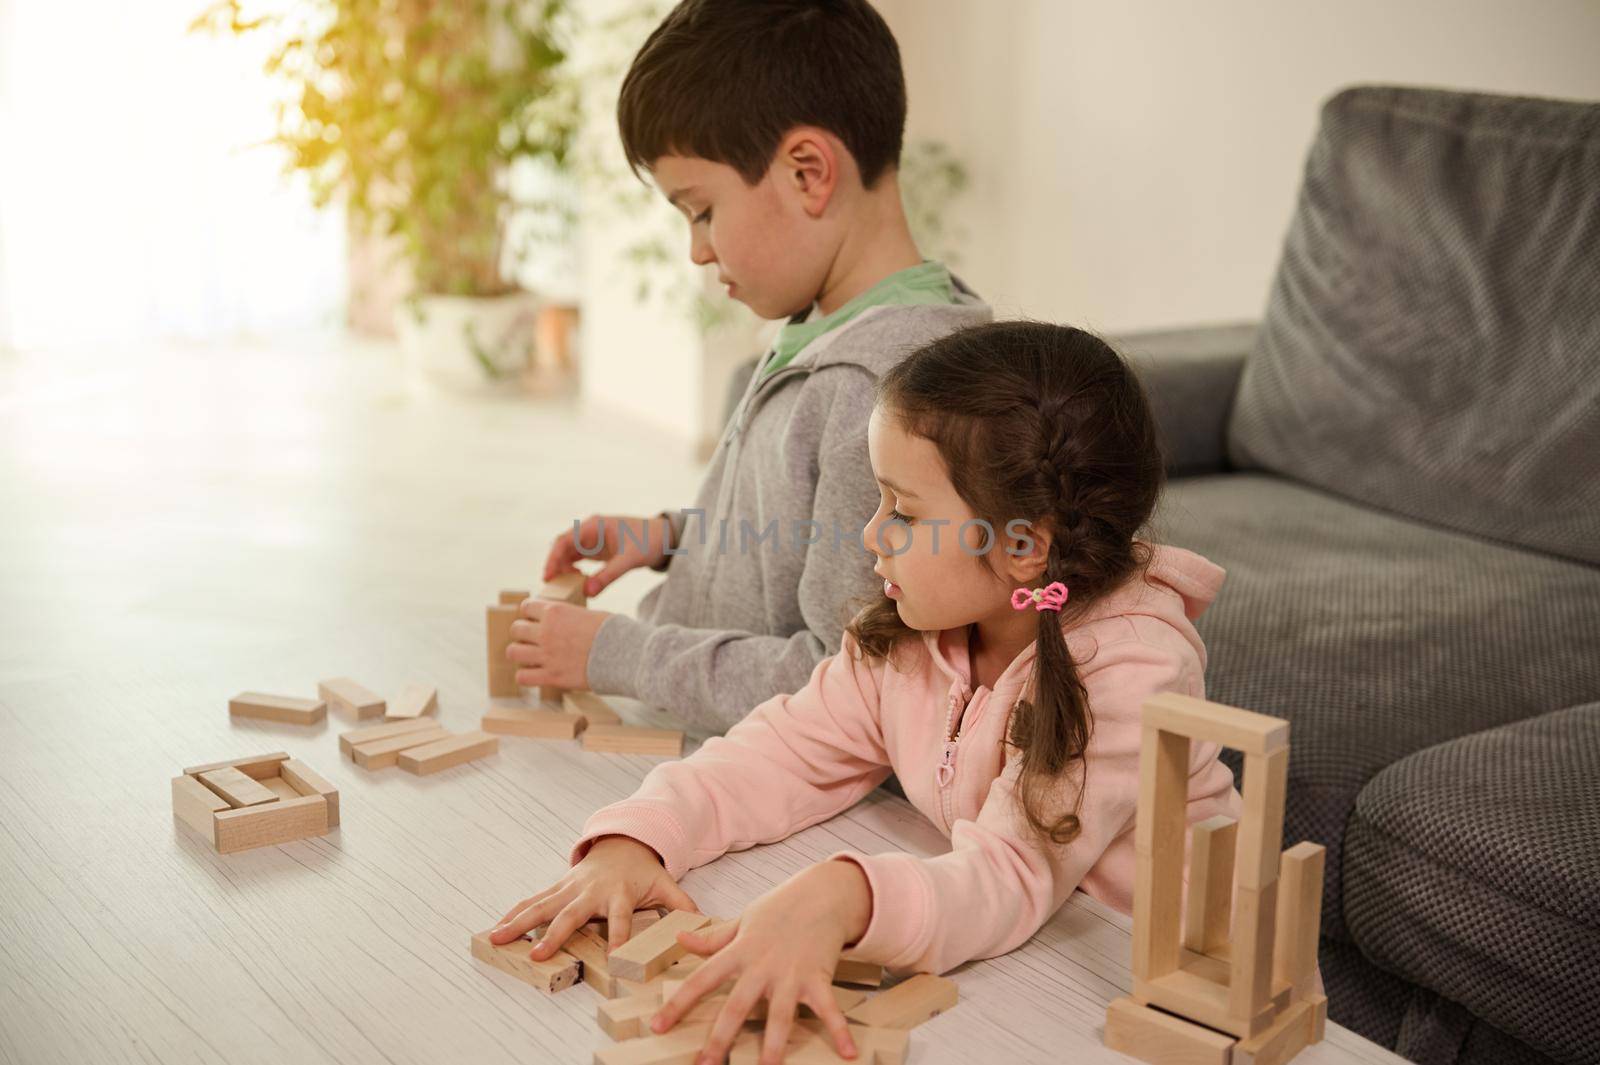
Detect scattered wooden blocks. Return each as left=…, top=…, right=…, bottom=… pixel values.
left=172, top=752, right=337, bottom=854
left=564, top=689, right=623, bottom=726
left=228, top=692, right=326, bottom=726
left=318, top=677, right=386, bottom=721
left=606, top=910, right=711, bottom=982
left=581, top=724, right=684, bottom=758
left=339, top=717, right=438, bottom=757
left=833, top=952, right=885, bottom=988
left=486, top=604, right=519, bottom=698
left=470, top=931, right=580, bottom=995
left=351, top=725, right=452, bottom=769
left=388, top=683, right=438, bottom=720
left=483, top=704, right=587, bottom=739
left=398, top=730, right=498, bottom=776
left=843, top=973, right=958, bottom=1029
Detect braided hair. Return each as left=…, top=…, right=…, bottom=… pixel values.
left=845, top=321, right=1164, bottom=843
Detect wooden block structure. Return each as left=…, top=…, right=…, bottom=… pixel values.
left=317, top=677, right=386, bottom=720
left=388, top=682, right=437, bottom=719
left=228, top=692, right=326, bottom=726
left=564, top=689, right=623, bottom=726
left=171, top=752, right=338, bottom=854
left=483, top=704, right=586, bottom=740
left=486, top=604, right=519, bottom=698
left=581, top=724, right=684, bottom=758
left=1107, top=692, right=1328, bottom=1065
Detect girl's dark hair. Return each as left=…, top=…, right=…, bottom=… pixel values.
left=617, top=0, right=907, bottom=187
left=845, top=321, right=1165, bottom=844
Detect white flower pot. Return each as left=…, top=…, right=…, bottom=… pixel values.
left=394, top=290, right=541, bottom=390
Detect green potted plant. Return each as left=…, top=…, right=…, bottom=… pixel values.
left=193, top=0, right=578, bottom=387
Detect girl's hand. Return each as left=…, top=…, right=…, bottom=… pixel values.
left=651, top=860, right=874, bottom=1065
left=488, top=836, right=698, bottom=959
left=508, top=599, right=610, bottom=691
left=544, top=514, right=672, bottom=597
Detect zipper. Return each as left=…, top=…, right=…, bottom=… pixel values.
left=936, top=689, right=965, bottom=830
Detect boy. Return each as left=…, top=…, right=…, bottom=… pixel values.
left=509, top=0, right=991, bottom=730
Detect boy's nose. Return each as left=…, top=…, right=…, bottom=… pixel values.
left=688, top=233, right=716, bottom=267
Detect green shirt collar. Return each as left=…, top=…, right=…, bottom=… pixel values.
left=763, top=260, right=958, bottom=377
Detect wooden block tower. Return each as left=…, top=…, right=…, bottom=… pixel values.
left=1105, top=692, right=1328, bottom=1065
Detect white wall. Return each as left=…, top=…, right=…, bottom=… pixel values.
left=877, top=0, right=1600, bottom=333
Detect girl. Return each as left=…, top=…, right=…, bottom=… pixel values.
left=489, top=321, right=1239, bottom=1064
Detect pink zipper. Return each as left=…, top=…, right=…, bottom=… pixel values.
left=935, top=690, right=965, bottom=830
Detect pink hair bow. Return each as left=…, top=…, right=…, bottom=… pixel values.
left=1011, top=581, right=1069, bottom=612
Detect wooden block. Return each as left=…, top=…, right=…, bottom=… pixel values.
left=730, top=1019, right=909, bottom=1065
left=1104, top=996, right=1234, bottom=1065
left=261, top=776, right=302, bottom=801
left=228, top=692, right=326, bottom=726
left=1133, top=725, right=1191, bottom=982
left=582, top=910, right=664, bottom=946
left=340, top=717, right=439, bottom=756
left=182, top=752, right=289, bottom=779
left=1142, top=691, right=1288, bottom=756
left=197, top=766, right=279, bottom=808
left=483, top=704, right=586, bottom=739
left=565, top=927, right=616, bottom=996
left=1236, top=748, right=1289, bottom=890
left=540, top=571, right=587, bottom=606
left=833, top=952, right=884, bottom=987
left=843, top=972, right=957, bottom=1029
left=1136, top=967, right=1272, bottom=1040
left=597, top=990, right=673, bottom=1040
left=582, top=724, right=684, bottom=758
left=1179, top=949, right=1292, bottom=1015
left=171, top=775, right=229, bottom=839
left=1229, top=881, right=1279, bottom=1022
left=606, top=910, right=711, bottom=982
left=593, top=1023, right=714, bottom=1065
left=1272, top=842, right=1326, bottom=1002
left=398, top=730, right=498, bottom=776
left=1234, top=996, right=1317, bottom=1065
left=388, top=683, right=437, bottom=720
left=1184, top=815, right=1237, bottom=954
left=352, top=726, right=451, bottom=770
left=214, top=795, right=328, bottom=854
left=616, top=977, right=661, bottom=1000
left=564, top=689, right=623, bottom=726
left=1308, top=993, right=1327, bottom=1043
left=470, top=931, right=580, bottom=995
left=499, top=589, right=531, bottom=606
left=317, top=677, right=386, bottom=720
left=279, top=758, right=341, bottom=828
left=486, top=604, right=519, bottom=698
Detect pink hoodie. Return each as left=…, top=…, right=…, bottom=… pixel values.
left=572, top=543, right=1240, bottom=975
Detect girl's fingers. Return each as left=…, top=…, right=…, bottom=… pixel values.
left=491, top=889, right=565, bottom=944
left=678, top=918, right=738, bottom=957
left=804, top=981, right=859, bottom=1061
left=652, top=950, right=738, bottom=1033
left=530, top=897, right=596, bottom=961
left=649, top=877, right=699, bottom=917
left=758, top=982, right=800, bottom=1065
left=606, top=898, right=633, bottom=951
left=697, top=976, right=763, bottom=1065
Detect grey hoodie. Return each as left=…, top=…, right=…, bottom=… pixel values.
left=586, top=281, right=992, bottom=731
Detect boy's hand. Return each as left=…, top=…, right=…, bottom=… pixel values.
left=545, top=514, right=672, bottom=598
left=489, top=836, right=698, bottom=959
left=651, top=860, right=873, bottom=1065
left=509, top=600, right=609, bottom=691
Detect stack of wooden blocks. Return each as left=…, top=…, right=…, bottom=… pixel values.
left=340, top=718, right=498, bottom=776
left=170, top=752, right=339, bottom=854
left=470, top=909, right=958, bottom=1063
left=1105, top=692, right=1328, bottom=1065
left=484, top=576, right=684, bottom=758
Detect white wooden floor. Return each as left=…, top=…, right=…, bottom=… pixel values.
left=0, top=335, right=1404, bottom=1064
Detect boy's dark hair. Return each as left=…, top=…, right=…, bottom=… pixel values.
left=618, top=0, right=907, bottom=187
left=846, top=322, right=1166, bottom=846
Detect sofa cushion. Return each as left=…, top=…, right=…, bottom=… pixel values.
left=1157, top=473, right=1600, bottom=943
left=1344, top=704, right=1600, bottom=1065
left=1227, top=86, right=1600, bottom=565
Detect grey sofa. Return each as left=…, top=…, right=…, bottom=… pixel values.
left=1121, top=86, right=1600, bottom=1065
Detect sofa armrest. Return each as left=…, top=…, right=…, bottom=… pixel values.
left=1111, top=323, right=1257, bottom=477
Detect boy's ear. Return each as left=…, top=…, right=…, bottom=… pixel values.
left=776, top=126, right=841, bottom=218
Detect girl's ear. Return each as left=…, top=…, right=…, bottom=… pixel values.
left=1001, top=519, right=1053, bottom=585
left=776, top=126, right=840, bottom=218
